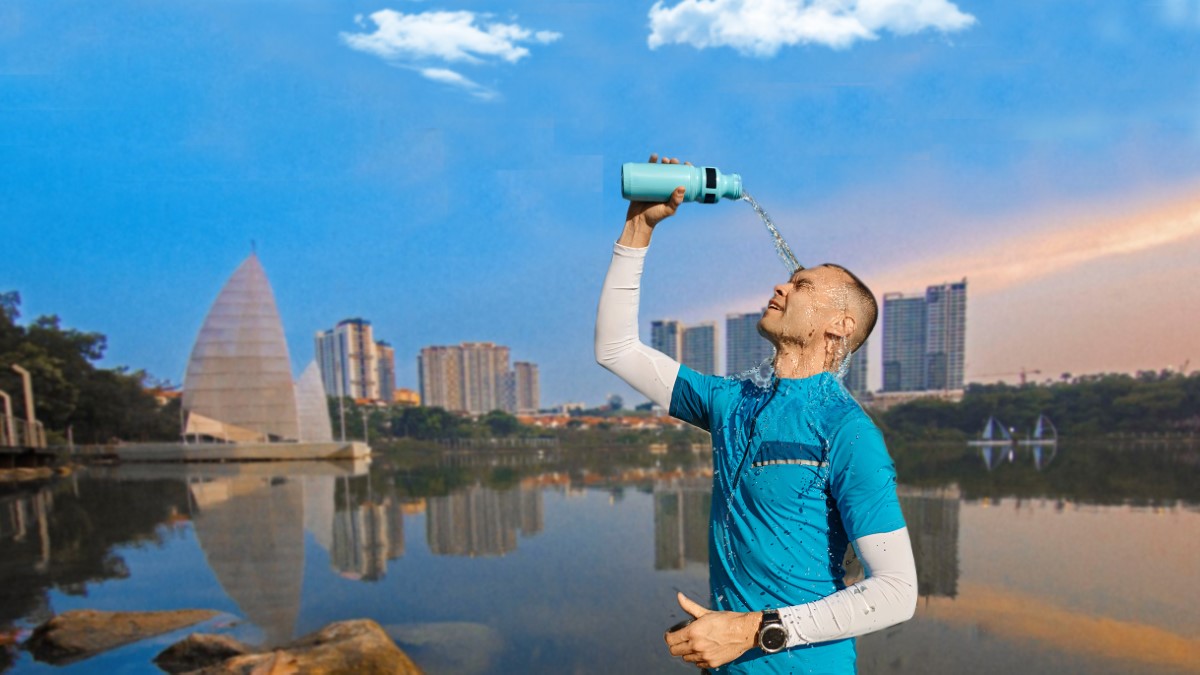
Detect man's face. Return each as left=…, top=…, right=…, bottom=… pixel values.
left=757, top=266, right=851, bottom=347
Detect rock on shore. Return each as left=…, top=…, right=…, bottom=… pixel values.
left=162, top=620, right=423, bottom=675
left=154, top=634, right=254, bottom=673
left=23, top=609, right=220, bottom=664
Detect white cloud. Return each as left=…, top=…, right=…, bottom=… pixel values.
left=340, top=9, right=560, bottom=98
left=415, top=67, right=497, bottom=100
left=647, top=0, right=976, bottom=56
left=342, top=9, right=560, bottom=63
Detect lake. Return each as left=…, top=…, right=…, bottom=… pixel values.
left=1, top=441, right=1198, bottom=674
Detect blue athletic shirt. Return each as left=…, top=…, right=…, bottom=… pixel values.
left=669, top=365, right=906, bottom=674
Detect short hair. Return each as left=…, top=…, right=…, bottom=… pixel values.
left=821, top=263, right=878, bottom=354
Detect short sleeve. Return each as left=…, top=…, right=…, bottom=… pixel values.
left=669, top=364, right=720, bottom=432
left=829, top=416, right=906, bottom=541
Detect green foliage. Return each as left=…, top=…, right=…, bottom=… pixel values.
left=327, top=398, right=519, bottom=442
left=481, top=409, right=520, bottom=437
left=0, top=291, right=179, bottom=443
left=879, top=371, right=1200, bottom=440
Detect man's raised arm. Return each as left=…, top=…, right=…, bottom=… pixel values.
left=594, top=155, right=688, bottom=409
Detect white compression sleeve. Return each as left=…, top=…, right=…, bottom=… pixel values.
left=777, top=527, right=918, bottom=647
left=594, top=243, right=680, bottom=409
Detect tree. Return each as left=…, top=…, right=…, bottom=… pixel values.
left=481, top=410, right=520, bottom=437
left=0, top=291, right=179, bottom=443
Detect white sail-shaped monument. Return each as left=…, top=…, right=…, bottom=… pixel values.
left=183, top=254, right=300, bottom=442
left=295, top=361, right=334, bottom=443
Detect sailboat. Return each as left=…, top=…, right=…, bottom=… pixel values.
left=968, top=416, right=1015, bottom=470
left=1018, top=414, right=1058, bottom=445
left=1021, top=414, right=1059, bottom=470
left=967, top=416, right=1014, bottom=446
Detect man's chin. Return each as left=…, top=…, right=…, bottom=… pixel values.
left=756, top=320, right=780, bottom=344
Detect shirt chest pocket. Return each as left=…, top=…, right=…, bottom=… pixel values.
left=749, top=441, right=830, bottom=496
left=751, top=441, right=828, bottom=469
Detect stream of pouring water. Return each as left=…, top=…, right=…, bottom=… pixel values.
left=738, top=193, right=856, bottom=385
left=742, top=193, right=801, bottom=273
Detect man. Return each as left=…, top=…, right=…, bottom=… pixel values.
left=595, top=155, right=918, bottom=673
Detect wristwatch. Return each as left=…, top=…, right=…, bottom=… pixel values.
left=756, top=610, right=788, bottom=654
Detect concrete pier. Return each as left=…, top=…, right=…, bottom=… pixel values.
left=104, top=441, right=371, bottom=463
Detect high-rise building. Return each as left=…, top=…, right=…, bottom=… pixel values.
left=375, top=342, right=396, bottom=403
left=881, top=280, right=967, bottom=392
left=461, top=342, right=510, bottom=414
left=681, top=322, right=717, bottom=374
left=726, top=311, right=773, bottom=376
left=844, top=338, right=869, bottom=395
left=315, top=319, right=395, bottom=402
left=418, top=346, right=462, bottom=411
left=418, top=342, right=521, bottom=414
left=651, top=320, right=683, bottom=360
left=882, top=294, right=929, bottom=393
left=513, top=361, right=540, bottom=414
left=925, top=281, right=967, bottom=391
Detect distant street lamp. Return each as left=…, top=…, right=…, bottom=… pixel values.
left=336, top=378, right=347, bottom=443
left=361, top=407, right=369, bottom=444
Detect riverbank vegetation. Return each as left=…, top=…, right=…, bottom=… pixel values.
left=876, top=370, right=1200, bottom=442
left=0, top=292, right=178, bottom=444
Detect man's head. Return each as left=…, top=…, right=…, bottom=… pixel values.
left=757, top=264, right=878, bottom=355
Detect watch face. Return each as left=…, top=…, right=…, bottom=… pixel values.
left=761, top=625, right=787, bottom=652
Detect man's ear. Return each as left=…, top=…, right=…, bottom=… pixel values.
left=828, top=314, right=856, bottom=340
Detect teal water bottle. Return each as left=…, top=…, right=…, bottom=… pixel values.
left=621, top=162, right=743, bottom=204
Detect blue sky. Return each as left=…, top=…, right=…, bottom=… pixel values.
left=3, top=0, right=1200, bottom=407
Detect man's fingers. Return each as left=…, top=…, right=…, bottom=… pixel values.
left=668, top=640, right=693, bottom=657
left=670, top=186, right=686, bottom=207
left=677, top=592, right=710, bottom=618
left=664, top=627, right=688, bottom=647
left=648, top=153, right=658, bottom=163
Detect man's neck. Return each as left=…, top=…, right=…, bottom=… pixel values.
left=772, top=342, right=839, bottom=380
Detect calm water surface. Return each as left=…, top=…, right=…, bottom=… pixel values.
left=1, top=443, right=1197, bottom=674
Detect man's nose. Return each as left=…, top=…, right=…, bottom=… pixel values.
left=773, top=283, right=788, bottom=297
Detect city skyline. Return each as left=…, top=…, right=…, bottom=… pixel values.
left=4, top=0, right=1199, bottom=406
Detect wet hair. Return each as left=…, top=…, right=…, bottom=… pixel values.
left=821, top=263, right=878, bottom=354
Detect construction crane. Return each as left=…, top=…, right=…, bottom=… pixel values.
left=972, top=368, right=1042, bottom=385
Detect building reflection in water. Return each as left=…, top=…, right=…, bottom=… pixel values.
left=898, top=487, right=961, bottom=599
left=185, top=466, right=547, bottom=646
left=648, top=477, right=962, bottom=600
left=189, top=476, right=305, bottom=648
left=2, top=488, right=53, bottom=575
left=312, top=476, right=408, bottom=581
left=653, top=477, right=711, bottom=570
left=184, top=462, right=396, bottom=647
left=425, top=483, right=544, bottom=557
